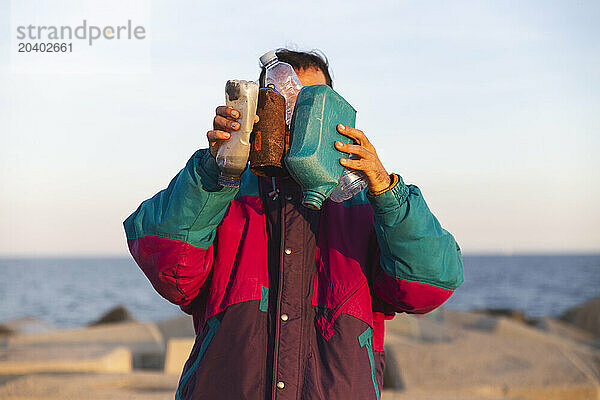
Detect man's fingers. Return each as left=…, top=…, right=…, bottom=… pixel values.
left=207, top=130, right=231, bottom=141
left=207, top=130, right=231, bottom=157
left=339, top=157, right=364, bottom=170
left=216, top=106, right=240, bottom=119
left=214, top=115, right=240, bottom=131
left=337, top=124, right=371, bottom=147
left=209, top=106, right=241, bottom=157
left=334, top=141, right=372, bottom=159
left=215, top=105, right=258, bottom=124
left=340, top=157, right=376, bottom=171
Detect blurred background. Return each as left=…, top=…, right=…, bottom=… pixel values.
left=1, top=1, right=599, bottom=399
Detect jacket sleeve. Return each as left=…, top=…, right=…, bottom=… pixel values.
left=123, top=148, right=238, bottom=308
left=367, top=174, right=464, bottom=314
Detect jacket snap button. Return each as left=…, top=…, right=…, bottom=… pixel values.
left=285, top=194, right=292, bottom=201
left=280, top=313, right=289, bottom=321
left=284, top=248, right=292, bottom=255
left=277, top=381, right=285, bottom=389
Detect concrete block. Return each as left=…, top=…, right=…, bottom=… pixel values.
left=156, top=315, right=195, bottom=342
left=537, top=317, right=597, bottom=345
left=0, top=317, right=55, bottom=335
left=381, top=388, right=517, bottom=399
left=4, top=321, right=165, bottom=370
left=0, top=371, right=179, bottom=400
left=164, top=338, right=194, bottom=375
left=503, top=384, right=600, bottom=400
left=0, top=346, right=131, bottom=374
left=561, top=295, right=600, bottom=337
left=383, top=310, right=600, bottom=400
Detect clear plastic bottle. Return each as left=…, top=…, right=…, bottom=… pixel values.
left=259, top=50, right=303, bottom=126
left=329, top=155, right=368, bottom=202
left=215, top=79, right=259, bottom=187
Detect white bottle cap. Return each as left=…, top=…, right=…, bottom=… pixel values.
left=259, top=50, right=278, bottom=67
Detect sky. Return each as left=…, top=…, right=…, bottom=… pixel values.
left=0, top=0, right=599, bottom=256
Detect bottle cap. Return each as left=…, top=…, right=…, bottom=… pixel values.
left=302, top=190, right=326, bottom=210
left=259, top=50, right=278, bottom=67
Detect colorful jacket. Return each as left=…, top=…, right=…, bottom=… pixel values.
left=124, top=148, right=463, bottom=400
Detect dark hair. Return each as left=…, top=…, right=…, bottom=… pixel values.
left=259, top=48, right=333, bottom=88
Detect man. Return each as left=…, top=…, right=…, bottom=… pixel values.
left=124, top=49, right=463, bottom=400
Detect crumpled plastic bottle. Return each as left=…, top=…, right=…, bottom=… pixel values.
left=259, top=50, right=303, bottom=126
left=329, top=156, right=368, bottom=202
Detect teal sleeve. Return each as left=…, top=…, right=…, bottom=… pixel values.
left=367, top=174, right=464, bottom=293
left=124, top=148, right=239, bottom=248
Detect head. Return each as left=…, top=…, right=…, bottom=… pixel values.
left=259, top=48, right=332, bottom=88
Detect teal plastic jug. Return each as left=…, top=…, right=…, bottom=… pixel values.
left=285, top=85, right=357, bottom=210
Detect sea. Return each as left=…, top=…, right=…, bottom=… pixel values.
left=0, top=255, right=598, bottom=329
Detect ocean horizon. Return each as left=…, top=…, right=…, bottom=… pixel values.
left=1, top=254, right=598, bottom=329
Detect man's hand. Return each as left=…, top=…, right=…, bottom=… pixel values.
left=334, top=124, right=391, bottom=193
left=207, top=106, right=259, bottom=157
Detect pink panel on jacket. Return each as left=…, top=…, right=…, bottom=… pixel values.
left=314, top=201, right=378, bottom=338
left=203, top=195, right=269, bottom=323
left=127, top=236, right=214, bottom=307
left=373, top=270, right=453, bottom=314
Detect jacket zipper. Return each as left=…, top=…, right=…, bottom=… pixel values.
left=271, top=179, right=285, bottom=400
